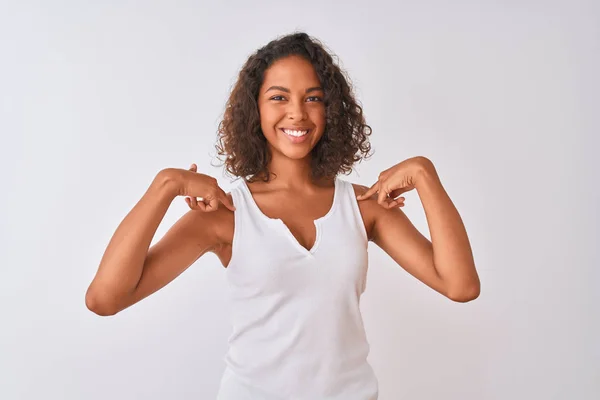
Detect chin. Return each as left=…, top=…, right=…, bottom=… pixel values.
left=283, top=150, right=313, bottom=160
left=274, top=143, right=314, bottom=159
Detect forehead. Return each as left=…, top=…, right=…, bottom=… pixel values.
left=261, top=55, right=321, bottom=88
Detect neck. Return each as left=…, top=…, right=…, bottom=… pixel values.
left=255, top=150, right=331, bottom=190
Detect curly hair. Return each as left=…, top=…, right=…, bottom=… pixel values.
left=214, top=32, right=373, bottom=183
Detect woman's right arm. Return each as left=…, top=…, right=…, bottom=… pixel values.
left=85, top=166, right=233, bottom=316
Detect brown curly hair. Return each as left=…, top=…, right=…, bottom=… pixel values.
left=214, top=32, right=373, bottom=183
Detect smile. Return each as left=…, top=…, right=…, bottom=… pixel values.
left=280, top=128, right=311, bottom=144
left=281, top=128, right=309, bottom=137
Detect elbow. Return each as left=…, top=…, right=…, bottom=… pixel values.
left=85, top=288, right=118, bottom=316
left=448, top=283, right=481, bottom=303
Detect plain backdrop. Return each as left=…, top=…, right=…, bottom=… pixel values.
left=1, top=1, right=598, bottom=399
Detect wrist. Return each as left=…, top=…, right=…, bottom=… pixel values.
left=154, top=169, right=182, bottom=197
left=414, top=158, right=439, bottom=189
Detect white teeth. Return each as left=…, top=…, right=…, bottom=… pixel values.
left=283, top=129, right=309, bottom=137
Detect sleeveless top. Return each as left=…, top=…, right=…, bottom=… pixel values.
left=217, top=176, right=378, bottom=400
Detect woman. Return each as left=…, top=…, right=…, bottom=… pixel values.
left=86, top=32, right=480, bottom=399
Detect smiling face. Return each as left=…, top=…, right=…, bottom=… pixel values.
left=257, top=55, right=326, bottom=161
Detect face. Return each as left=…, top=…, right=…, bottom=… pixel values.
left=257, top=55, right=326, bottom=160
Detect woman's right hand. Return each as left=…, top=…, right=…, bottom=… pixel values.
left=167, top=164, right=236, bottom=212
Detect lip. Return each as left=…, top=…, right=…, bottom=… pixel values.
left=280, top=127, right=311, bottom=131
left=280, top=128, right=311, bottom=144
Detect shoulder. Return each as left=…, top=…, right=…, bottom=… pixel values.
left=348, top=182, right=380, bottom=241
left=350, top=182, right=368, bottom=194
left=214, top=192, right=235, bottom=245
left=183, top=191, right=235, bottom=248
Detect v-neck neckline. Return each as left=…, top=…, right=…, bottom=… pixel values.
left=239, top=177, right=340, bottom=256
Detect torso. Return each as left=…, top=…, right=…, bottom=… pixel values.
left=211, top=181, right=377, bottom=268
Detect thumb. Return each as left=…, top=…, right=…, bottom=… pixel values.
left=189, top=163, right=197, bottom=172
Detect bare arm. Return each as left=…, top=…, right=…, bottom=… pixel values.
left=411, top=162, right=479, bottom=301
left=85, top=168, right=230, bottom=316
left=355, top=184, right=447, bottom=298
left=357, top=158, right=480, bottom=302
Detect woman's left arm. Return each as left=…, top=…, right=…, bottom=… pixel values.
left=357, top=156, right=480, bottom=302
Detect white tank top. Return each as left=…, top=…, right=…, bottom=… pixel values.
left=217, top=176, right=378, bottom=400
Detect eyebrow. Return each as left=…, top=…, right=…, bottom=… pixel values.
left=265, top=85, right=323, bottom=94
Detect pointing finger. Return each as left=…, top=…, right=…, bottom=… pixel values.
left=218, top=189, right=236, bottom=212
left=356, top=181, right=379, bottom=200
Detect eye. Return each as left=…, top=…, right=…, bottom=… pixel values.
left=270, top=95, right=286, bottom=101
left=306, top=96, right=323, bottom=102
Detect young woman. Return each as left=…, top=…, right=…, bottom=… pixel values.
left=86, top=32, right=480, bottom=399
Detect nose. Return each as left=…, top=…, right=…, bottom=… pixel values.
left=286, top=100, right=307, bottom=120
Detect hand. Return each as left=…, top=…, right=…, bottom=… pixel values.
left=356, top=156, right=431, bottom=209
left=166, top=164, right=236, bottom=212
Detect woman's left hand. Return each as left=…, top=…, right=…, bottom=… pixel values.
left=356, top=156, right=431, bottom=208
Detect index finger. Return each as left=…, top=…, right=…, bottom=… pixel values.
left=218, top=188, right=236, bottom=211
left=356, top=181, right=379, bottom=200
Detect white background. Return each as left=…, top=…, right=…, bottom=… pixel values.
left=1, top=0, right=598, bottom=399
